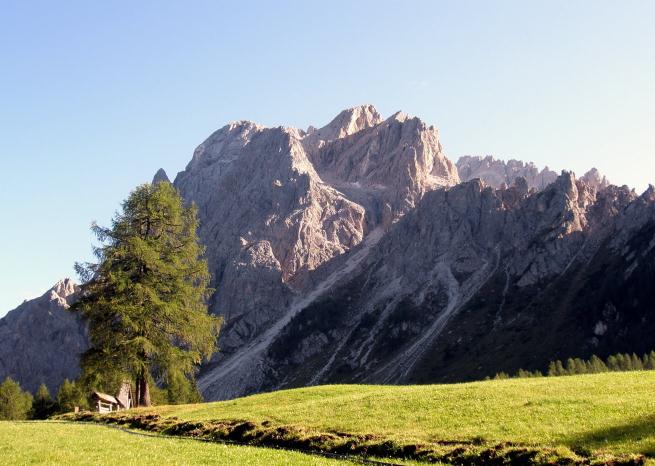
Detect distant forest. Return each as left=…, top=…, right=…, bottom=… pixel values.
left=493, top=351, right=655, bottom=380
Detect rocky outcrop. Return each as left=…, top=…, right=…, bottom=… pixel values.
left=456, top=155, right=557, bottom=190
left=0, top=279, right=86, bottom=393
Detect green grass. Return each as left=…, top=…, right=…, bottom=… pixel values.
left=139, top=371, right=655, bottom=456
left=0, top=421, right=357, bottom=465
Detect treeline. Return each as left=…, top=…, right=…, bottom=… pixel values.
left=492, top=350, right=655, bottom=380
left=0, top=373, right=201, bottom=420
left=0, top=377, right=86, bottom=420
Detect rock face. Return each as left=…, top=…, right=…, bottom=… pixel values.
left=0, top=279, right=86, bottom=393
left=3, top=105, right=653, bottom=400
left=172, top=106, right=459, bottom=355
left=197, top=168, right=655, bottom=399
left=457, top=155, right=558, bottom=190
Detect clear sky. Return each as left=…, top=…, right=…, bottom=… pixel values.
left=1, top=0, right=654, bottom=315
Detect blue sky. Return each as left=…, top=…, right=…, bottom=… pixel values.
left=1, top=0, right=654, bottom=315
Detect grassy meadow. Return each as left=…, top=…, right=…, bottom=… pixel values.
left=9, top=371, right=651, bottom=465
left=0, top=421, right=357, bottom=465
left=139, top=371, right=655, bottom=456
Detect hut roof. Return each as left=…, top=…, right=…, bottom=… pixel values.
left=93, top=391, right=119, bottom=404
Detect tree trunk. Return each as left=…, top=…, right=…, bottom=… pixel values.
left=136, top=374, right=151, bottom=407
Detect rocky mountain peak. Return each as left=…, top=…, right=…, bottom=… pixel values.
left=50, top=278, right=78, bottom=305
left=388, top=110, right=410, bottom=123
left=304, top=109, right=458, bottom=226
left=644, top=184, right=655, bottom=201
left=51, top=278, right=76, bottom=296
left=312, top=104, right=382, bottom=143
left=183, top=120, right=264, bottom=173
left=580, top=168, right=610, bottom=192
left=152, top=168, right=170, bottom=184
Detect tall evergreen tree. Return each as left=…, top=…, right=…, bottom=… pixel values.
left=607, top=355, right=620, bottom=371
left=547, top=361, right=558, bottom=377
left=72, top=182, right=222, bottom=406
left=617, top=354, right=632, bottom=371
left=645, top=351, right=655, bottom=370
left=31, top=383, right=55, bottom=419
left=0, top=377, right=33, bottom=420
left=589, top=355, right=608, bottom=373
left=55, top=379, right=87, bottom=413
left=565, top=358, right=576, bottom=375
left=554, top=360, right=566, bottom=376
left=631, top=353, right=643, bottom=371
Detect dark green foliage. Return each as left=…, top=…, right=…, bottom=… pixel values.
left=515, top=369, right=543, bottom=378
left=31, top=383, right=56, bottom=419
left=616, top=354, right=631, bottom=371
left=0, top=377, right=33, bottom=420
left=56, top=379, right=88, bottom=413
left=497, top=350, right=655, bottom=380
left=631, top=353, right=643, bottom=370
left=589, top=355, right=608, bottom=373
left=644, top=351, right=655, bottom=370
left=607, top=355, right=620, bottom=371
left=547, top=360, right=567, bottom=376
left=165, top=371, right=203, bottom=404
left=72, top=182, right=222, bottom=406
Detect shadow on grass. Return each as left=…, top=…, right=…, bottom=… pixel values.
left=566, top=415, right=655, bottom=456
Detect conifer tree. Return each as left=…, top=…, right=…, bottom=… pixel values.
left=0, top=377, right=33, bottom=420
left=607, top=355, right=620, bottom=371
left=645, top=351, right=655, bottom=370
left=631, top=353, right=643, bottom=371
left=565, top=358, right=576, bottom=375
left=55, top=379, right=88, bottom=413
left=617, top=354, right=632, bottom=371
left=554, top=360, right=566, bottom=376
left=547, top=361, right=558, bottom=377
left=31, top=383, right=55, bottom=419
left=573, top=358, right=587, bottom=374
left=589, top=355, right=608, bottom=373
left=72, top=182, right=222, bottom=407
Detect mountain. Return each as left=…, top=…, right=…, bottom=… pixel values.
left=2, top=105, right=653, bottom=400
left=0, top=279, right=86, bottom=393
left=457, top=155, right=558, bottom=190
left=171, top=106, right=458, bottom=357
left=245, top=175, right=655, bottom=394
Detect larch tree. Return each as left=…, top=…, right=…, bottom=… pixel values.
left=72, top=181, right=222, bottom=407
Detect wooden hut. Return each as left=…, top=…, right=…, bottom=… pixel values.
left=93, top=381, right=134, bottom=412
left=92, top=392, right=121, bottom=412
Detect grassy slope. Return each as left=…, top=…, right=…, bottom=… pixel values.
left=0, top=422, right=356, bottom=465
left=141, top=371, right=655, bottom=456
